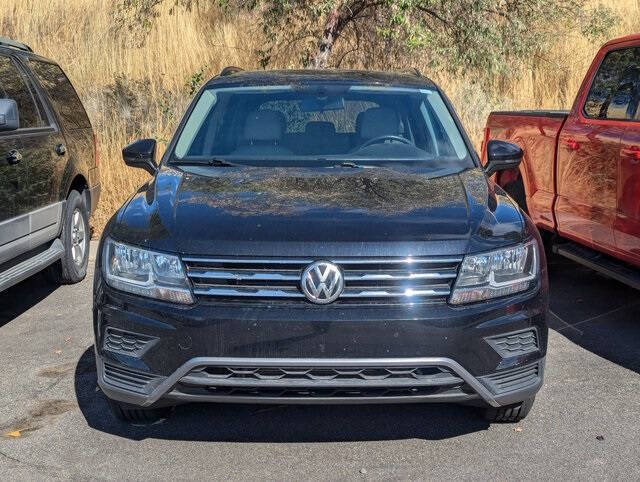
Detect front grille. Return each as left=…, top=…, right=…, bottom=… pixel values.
left=486, top=329, right=539, bottom=358
left=187, top=365, right=459, bottom=384
left=177, top=363, right=465, bottom=399
left=178, top=385, right=450, bottom=399
left=183, top=255, right=462, bottom=303
left=103, top=327, right=157, bottom=357
left=481, top=362, right=540, bottom=395
left=103, top=363, right=159, bottom=394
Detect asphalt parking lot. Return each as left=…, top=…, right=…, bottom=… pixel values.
left=0, top=246, right=639, bottom=480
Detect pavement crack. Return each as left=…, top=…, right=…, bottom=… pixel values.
left=0, top=448, right=62, bottom=479
left=41, top=374, right=68, bottom=394
left=0, top=448, right=22, bottom=464
left=549, top=310, right=583, bottom=335
left=569, top=301, right=640, bottom=329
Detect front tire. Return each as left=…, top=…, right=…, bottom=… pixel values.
left=46, top=190, right=89, bottom=284
left=483, top=397, right=536, bottom=423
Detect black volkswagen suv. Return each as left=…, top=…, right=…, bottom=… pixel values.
left=0, top=38, right=99, bottom=292
left=94, top=68, right=548, bottom=424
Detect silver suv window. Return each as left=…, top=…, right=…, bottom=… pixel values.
left=0, top=55, right=46, bottom=130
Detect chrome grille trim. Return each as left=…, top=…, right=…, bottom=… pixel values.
left=345, top=270, right=458, bottom=281
left=191, top=286, right=452, bottom=298
left=187, top=268, right=457, bottom=282
left=184, top=255, right=462, bottom=302
left=183, top=256, right=463, bottom=265
left=193, top=287, right=305, bottom=298
left=340, top=287, right=452, bottom=298
left=188, top=269, right=301, bottom=281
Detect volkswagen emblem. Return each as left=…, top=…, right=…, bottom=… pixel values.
left=301, top=261, right=344, bottom=304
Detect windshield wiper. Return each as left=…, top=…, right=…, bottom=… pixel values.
left=172, top=158, right=239, bottom=167
left=207, top=158, right=239, bottom=167
left=331, top=161, right=380, bottom=169
left=334, top=161, right=362, bottom=168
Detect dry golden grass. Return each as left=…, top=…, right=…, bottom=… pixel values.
left=1, top=0, right=639, bottom=233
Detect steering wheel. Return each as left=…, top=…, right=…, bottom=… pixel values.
left=356, top=135, right=412, bottom=151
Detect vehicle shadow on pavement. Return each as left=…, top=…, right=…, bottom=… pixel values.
left=0, top=273, right=59, bottom=329
left=546, top=254, right=640, bottom=374
left=74, top=349, right=491, bottom=442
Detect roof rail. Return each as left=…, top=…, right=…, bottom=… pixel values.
left=220, top=66, right=243, bottom=77
left=398, top=68, right=423, bottom=78
left=0, top=37, right=33, bottom=52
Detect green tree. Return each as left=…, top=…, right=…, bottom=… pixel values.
left=120, top=0, right=614, bottom=73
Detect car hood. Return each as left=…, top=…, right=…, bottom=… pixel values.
left=107, top=165, right=524, bottom=257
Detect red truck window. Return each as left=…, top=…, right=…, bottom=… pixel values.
left=584, top=47, right=640, bottom=120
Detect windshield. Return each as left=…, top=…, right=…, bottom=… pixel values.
left=171, top=83, right=473, bottom=169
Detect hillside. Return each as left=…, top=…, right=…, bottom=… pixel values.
left=2, top=0, right=639, bottom=233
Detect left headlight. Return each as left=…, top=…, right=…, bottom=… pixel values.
left=102, top=238, right=194, bottom=304
left=450, top=240, right=539, bottom=305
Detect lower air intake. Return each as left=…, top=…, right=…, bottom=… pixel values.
left=193, top=385, right=447, bottom=399
left=486, top=329, right=539, bottom=358
left=103, top=327, right=157, bottom=357
left=176, top=364, right=467, bottom=400
left=103, top=363, right=159, bottom=394
left=481, top=362, right=540, bottom=395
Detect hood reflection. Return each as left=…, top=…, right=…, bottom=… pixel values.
left=178, top=167, right=463, bottom=217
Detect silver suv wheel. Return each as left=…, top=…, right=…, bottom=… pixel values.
left=71, top=208, right=87, bottom=266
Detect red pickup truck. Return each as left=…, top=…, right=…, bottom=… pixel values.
left=483, top=34, right=640, bottom=289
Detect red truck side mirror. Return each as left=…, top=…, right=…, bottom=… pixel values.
left=484, top=140, right=523, bottom=177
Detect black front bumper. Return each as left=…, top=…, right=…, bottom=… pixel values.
left=93, top=270, right=548, bottom=408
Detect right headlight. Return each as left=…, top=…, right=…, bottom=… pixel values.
left=102, top=238, right=194, bottom=304
left=449, top=240, right=539, bottom=305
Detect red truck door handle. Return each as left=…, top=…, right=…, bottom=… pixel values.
left=565, top=139, right=580, bottom=151
left=625, top=145, right=640, bottom=163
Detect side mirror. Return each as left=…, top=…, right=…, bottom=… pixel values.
left=484, top=140, right=523, bottom=177
left=123, top=139, right=158, bottom=175
left=0, top=99, right=19, bottom=132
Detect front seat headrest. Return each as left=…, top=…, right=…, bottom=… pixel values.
left=244, top=110, right=286, bottom=143
left=358, top=107, right=400, bottom=139
left=305, top=121, right=336, bottom=137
